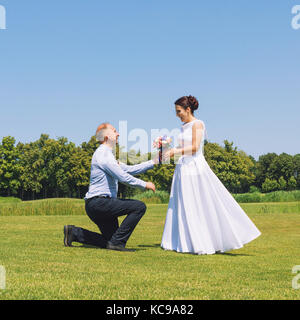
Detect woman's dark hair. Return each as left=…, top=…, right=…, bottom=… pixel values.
left=174, top=95, right=199, bottom=113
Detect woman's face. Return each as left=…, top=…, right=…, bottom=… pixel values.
left=175, top=105, right=190, bottom=122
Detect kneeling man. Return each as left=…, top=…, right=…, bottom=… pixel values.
left=64, top=123, right=157, bottom=251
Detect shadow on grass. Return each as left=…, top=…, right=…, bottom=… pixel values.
left=137, top=244, right=252, bottom=256
left=71, top=244, right=104, bottom=250
left=73, top=244, right=147, bottom=252
left=215, top=252, right=252, bottom=257
left=72, top=244, right=251, bottom=256
left=137, top=244, right=161, bottom=248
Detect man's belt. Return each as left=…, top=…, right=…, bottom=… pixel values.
left=85, top=195, right=111, bottom=203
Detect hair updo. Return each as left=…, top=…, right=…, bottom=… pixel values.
left=174, top=95, right=199, bottom=113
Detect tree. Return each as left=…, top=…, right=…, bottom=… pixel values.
left=50, top=137, right=78, bottom=197
left=278, top=176, right=287, bottom=190
left=262, top=178, right=279, bottom=193
left=293, top=154, right=300, bottom=188
left=0, top=136, right=21, bottom=196
left=204, top=140, right=255, bottom=193
left=287, top=176, right=297, bottom=191
left=268, top=153, right=295, bottom=182
left=81, top=135, right=99, bottom=158
left=255, top=153, right=278, bottom=188
left=1, top=132, right=298, bottom=200
left=17, top=138, right=45, bottom=199
left=67, top=146, right=91, bottom=198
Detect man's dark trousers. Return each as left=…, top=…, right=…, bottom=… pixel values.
left=71, top=197, right=147, bottom=248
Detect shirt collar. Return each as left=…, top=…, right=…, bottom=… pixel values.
left=100, top=144, right=113, bottom=153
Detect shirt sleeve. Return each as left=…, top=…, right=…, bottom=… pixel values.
left=97, top=151, right=147, bottom=189
left=119, top=160, right=154, bottom=175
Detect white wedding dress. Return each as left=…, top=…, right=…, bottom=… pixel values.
left=161, top=119, right=261, bottom=255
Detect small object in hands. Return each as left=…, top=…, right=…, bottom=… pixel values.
left=153, top=135, right=172, bottom=164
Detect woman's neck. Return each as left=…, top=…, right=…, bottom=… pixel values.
left=184, top=116, right=197, bottom=124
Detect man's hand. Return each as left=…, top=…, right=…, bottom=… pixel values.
left=146, top=182, right=156, bottom=192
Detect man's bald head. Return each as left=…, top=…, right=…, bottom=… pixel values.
left=95, top=123, right=111, bottom=143
left=96, top=123, right=119, bottom=145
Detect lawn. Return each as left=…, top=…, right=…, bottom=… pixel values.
left=0, top=202, right=300, bottom=300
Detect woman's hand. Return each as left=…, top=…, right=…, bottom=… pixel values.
left=162, top=148, right=178, bottom=162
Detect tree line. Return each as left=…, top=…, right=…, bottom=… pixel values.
left=0, top=135, right=299, bottom=200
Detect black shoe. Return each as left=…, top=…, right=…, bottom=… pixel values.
left=64, top=225, right=75, bottom=247
left=106, top=241, right=135, bottom=252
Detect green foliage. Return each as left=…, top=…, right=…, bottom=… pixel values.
left=254, top=153, right=278, bottom=187
left=204, top=140, right=255, bottom=193
left=278, top=176, right=287, bottom=190
left=0, top=134, right=298, bottom=200
left=17, top=135, right=83, bottom=198
left=262, top=178, right=279, bottom=193
left=132, top=190, right=170, bottom=204
left=249, top=185, right=260, bottom=193
left=268, top=153, right=295, bottom=181
left=66, top=146, right=91, bottom=198
left=139, top=159, right=175, bottom=193
left=287, top=176, right=297, bottom=191
left=255, top=152, right=299, bottom=192
left=233, top=192, right=262, bottom=203
left=2, top=191, right=300, bottom=217
left=294, top=154, right=300, bottom=188
left=0, top=136, right=22, bottom=196
left=233, top=190, right=300, bottom=203
left=0, top=196, right=22, bottom=203
left=81, top=135, right=99, bottom=158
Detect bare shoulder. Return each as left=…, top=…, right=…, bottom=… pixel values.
left=192, top=120, right=204, bottom=130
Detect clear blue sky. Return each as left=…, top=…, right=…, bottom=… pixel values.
left=0, top=0, right=299, bottom=159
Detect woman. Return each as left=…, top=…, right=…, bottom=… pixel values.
left=161, top=95, right=261, bottom=255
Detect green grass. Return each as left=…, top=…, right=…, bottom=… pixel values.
left=133, top=190, right=300, bottom=204
left=1, top=203, right=300, bottom=300
left=1, top=198, right=300, bottom=216
left=233, top=190, right=300, bottom=203
left=240, top=202, right=300, bottom=214
left=1, top=189, right=299, bottom=209
left=0, top=198, right=85, bottom=216
left=132, top=190, right=170, bottom=204
left=0, top=197, right=22, bottom=203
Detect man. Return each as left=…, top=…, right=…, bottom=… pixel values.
left=63, top=123, right=157, bottom=251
